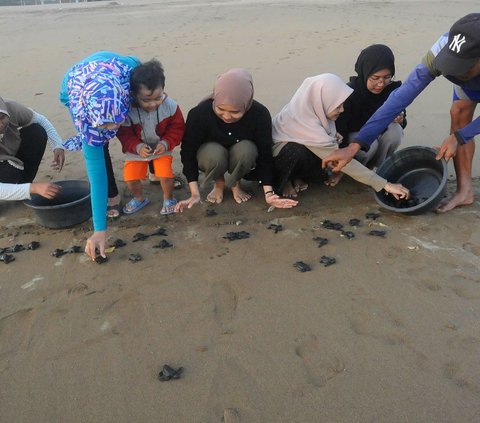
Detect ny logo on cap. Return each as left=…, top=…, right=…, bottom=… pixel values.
left=449, top=33, right=467, bottom=53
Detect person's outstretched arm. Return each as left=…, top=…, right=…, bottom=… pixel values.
left=323, top=63, right=436, bottom=172
left=82, top=142, right=108, bottom=260
left=32, top=112, right=65, bottom=171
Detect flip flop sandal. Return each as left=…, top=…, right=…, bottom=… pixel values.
left=161, top=198, right=177, bottom=215
left=123, top=197, right=150, bottom=215
left=107, top=203, right=122, bottom=219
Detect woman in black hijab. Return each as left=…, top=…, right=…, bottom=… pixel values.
left=336, top=44, right=407, bottom=168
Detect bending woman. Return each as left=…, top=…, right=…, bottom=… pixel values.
left=176, top=68, right=297, bottom=212
left=336, top=44, right=406, bottom=168
left=272, top=73, right=409, bottom=199
left=60, top=52, right=140, bottom=260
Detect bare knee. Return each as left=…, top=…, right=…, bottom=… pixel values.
left=450, top=100, right=476, bottom=129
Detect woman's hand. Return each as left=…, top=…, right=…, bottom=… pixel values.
left=265, top=192, right=298, bottom=208
left=30, top=182, right=61, bottom=199
left=175, top=195, right=201, bottom=212
left=52, top=148, right=65, bottom=172
left=85, top=230, right=106, bottom=261
left=393, top=111, right=405, bottom=125
left=384, top=182, right=410, bottom=200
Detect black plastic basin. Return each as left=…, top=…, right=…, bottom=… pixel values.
left=374, top=146, right=448, bottom=215
left=24, top=180, right=92, bottom=228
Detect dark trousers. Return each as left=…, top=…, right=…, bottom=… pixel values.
left=0, top=123, right=47, bottom=184
left=103, top=143, right=119, bottom=198
left=273, top=142, right=325, bottom=192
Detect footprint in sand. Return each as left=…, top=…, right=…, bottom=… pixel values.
left=223, top=408, right=240, bottom=423
left=211, top=282, right=237, bottom=331
left=348, top=298, right=427, bottom=369
left=67, top=282, right=89, bottom=296
left=0, top=308, right=35, bottom=357
left=414, top=278, right=442, bottom=293
left=444, top=361, right=480, bottom=395
left=294, top=334, right=345, bottom=388
left=463, top=242, right=480, bottom=257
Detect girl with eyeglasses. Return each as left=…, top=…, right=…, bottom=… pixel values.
left=336, top=44, right=406, bottom=169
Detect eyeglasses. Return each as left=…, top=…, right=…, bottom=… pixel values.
left=368, top=75, right=394, bottom=86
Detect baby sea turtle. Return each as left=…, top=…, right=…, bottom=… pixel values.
left=158, top=364, right=183, bottom=382
left=206, top=209, right=218, bottom=217
left=322, top=220, right=343, bottom=231
left=132, top=232, right=150, bottom=242
left=349, top=218, right=361, bottom=227
left=340, top=230, right=355, bottom=239
left=294, top=261, right=312, bottom=272
left=94, top=255, right=108, bottom=264
left=128, top=253, right=142, bottom=262
left=51, top=248, right=68, bottom=258
left=0, top=254, right=15, bottom=264
left=150, top=227, right=167, bottom=237
left=319, top=255, right=336, bottom=267
left=312, top=236, right=328, bottom=247
left=153, top=240, right=173, bottom=249
left=267, top=223, right=283, bottom=233
left=66, top=246, right=82, bottom=254
left=365, top=212, right=380, bottom=220
left=223, top=231, right=250, bottom=241
left=6, top=244, right=25, bottom=253
left=110, top=239, right=127, bottom=249
left=368, top=230, right=386, bottom=238
left=26, top=241, right=40, bottom=250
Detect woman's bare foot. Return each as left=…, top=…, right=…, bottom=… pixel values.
left=207, top=185, right=224, bottom=203
left=324, top=172, right=343, bottom=187
left=293, top=179, right=308, bottom=192
left=231, top=183, right=251, bottom=203
left=282, top=181, right=298, bottom=198
left=436, top=189, right=474, bottom=213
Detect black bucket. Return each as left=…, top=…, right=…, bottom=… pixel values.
left=374, top=146, right=448, bottom=215
left=24, top=180, right=92, bottom=228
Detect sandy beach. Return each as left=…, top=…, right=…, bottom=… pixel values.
left=1, top=1, right=480, bottom=422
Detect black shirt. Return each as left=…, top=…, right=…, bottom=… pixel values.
left=180, top=99, right=274, bottom=185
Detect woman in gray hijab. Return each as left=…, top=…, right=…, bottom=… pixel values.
left=0, top=96, right=64, bottom=200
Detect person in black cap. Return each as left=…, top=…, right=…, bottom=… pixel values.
left=322, top=13, right=480, bottom=213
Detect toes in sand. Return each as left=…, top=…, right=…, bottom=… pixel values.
left=231, top=184, right=251, bottom=204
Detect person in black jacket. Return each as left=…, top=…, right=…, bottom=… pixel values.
left=336, top=44, right=406, bottom=169
left=176, top=68, right=297, bottom=212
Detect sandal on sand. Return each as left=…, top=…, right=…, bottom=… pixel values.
left=107, top=203, right=122, bottom=219
left=123, top=197, right=150, bottom=215
left=161, top=198, right=177, bottom=215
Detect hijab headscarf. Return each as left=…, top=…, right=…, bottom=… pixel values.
left=63, top=58, right=131, bottom=151
left=335, top=44, right=401, bottom=137
left=272, top=73, right=353, bottom=147
left=352, top=44, right=395, bottom=99
left=210, top=68, right=254, bottom=113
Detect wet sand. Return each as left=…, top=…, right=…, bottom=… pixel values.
left=1, top=1, right=480, bottom=422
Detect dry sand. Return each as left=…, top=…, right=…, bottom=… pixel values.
left=1, top=1, right=480, bottom=422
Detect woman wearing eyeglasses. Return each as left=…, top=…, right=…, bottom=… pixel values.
left=336, top=44, right=406, bottom=169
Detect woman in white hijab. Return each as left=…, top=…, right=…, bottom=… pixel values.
left=272, top=73, right=409, bottom=199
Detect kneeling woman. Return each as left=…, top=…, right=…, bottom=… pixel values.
left=272, top=73, right=409, bottom=199
left=176, top=68, right=297, bottom=212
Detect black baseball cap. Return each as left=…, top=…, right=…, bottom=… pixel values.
left=433, top=13, right=480, bottom=77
